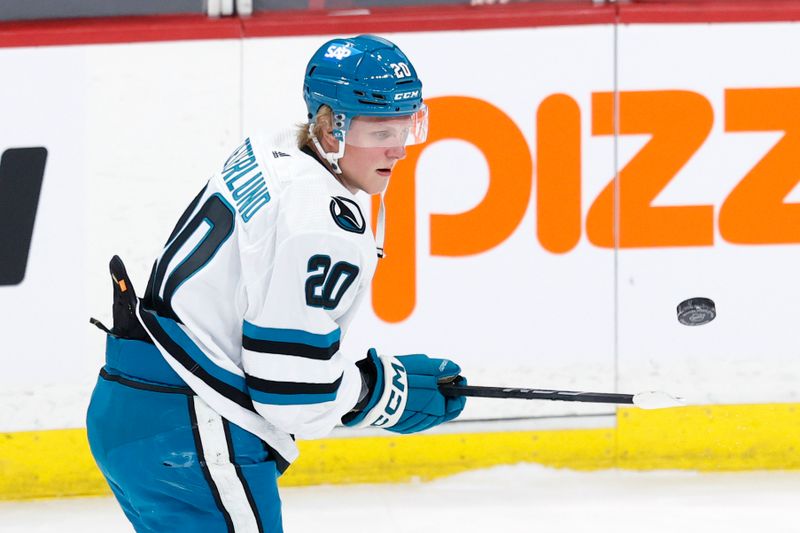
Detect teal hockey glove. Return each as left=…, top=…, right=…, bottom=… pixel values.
left=343, top=348, right=467, bottom=434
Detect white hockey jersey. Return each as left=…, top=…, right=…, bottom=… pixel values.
left=136, top=136, right=379, bottom=469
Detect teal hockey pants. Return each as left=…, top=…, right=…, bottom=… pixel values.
left=86, top=336, right=284, bottom=533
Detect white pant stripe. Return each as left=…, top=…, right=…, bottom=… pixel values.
left=194, top=397, right=261, bottom=533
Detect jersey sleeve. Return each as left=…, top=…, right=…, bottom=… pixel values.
left=240, top=230, right=365, bottom=439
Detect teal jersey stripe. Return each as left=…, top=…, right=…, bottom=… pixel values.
left=242, top=322, right=341, bottom=348
left=250, top=389, right=338, bottom=406
left=155, top=314, right=247, bottom=393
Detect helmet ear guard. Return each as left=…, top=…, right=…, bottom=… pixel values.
left=308, top=122, right=345, bottom=174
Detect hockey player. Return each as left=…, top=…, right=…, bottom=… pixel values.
left=86, top=34, right=467, bottom=532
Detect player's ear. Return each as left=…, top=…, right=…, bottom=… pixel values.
left=316, top=113, right=339, bottom=152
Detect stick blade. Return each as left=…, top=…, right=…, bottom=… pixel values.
left=632, top=391, right=685, bottom=410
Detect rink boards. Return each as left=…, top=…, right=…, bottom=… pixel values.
left=2, top=2, right=800, bottom=499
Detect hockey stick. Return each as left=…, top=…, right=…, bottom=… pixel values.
left=438, top=383, right=684, bottom=410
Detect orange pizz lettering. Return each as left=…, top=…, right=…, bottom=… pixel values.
left=587, top=91, right=714, bottom=248
left=721, top=88, right=800, bottom=244
left=537, top=94, right=582, bottom=254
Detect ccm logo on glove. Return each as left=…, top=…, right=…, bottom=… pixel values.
left=344, top=348, right=466, bottom=434
left=371, top=361, right=408, bottom=427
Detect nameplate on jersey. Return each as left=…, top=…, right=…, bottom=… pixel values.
left=329, top=196, right=365, bottom=234
left=222, top=138, right=271, bottom=223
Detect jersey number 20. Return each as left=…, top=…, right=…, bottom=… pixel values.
left=305, top=255, right=359, bottom=310
left=146, top=191, right=235, bottom=320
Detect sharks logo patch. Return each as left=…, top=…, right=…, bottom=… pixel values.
left=330, top=196, right=366, bottom=234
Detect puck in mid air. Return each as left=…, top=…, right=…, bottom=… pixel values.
left=677, top=297, right=716, bottom=326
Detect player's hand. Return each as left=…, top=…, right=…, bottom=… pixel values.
left=343, top=349, right=467, bottom=434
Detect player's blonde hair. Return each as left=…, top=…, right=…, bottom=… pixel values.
left=296, top=105, right=333, bottom=148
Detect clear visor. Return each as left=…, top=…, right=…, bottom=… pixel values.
left=344, top=105, right=428, bottom=148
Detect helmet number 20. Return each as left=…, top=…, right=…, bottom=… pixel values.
left=391, top=62, right=412, bottom=79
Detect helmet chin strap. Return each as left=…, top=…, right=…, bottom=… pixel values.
left=375, top=192, right=386, bottom=259
left=309, top=123, right=345, bottom=174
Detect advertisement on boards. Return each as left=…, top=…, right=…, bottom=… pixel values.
left=1, top=19, right=799, bottom=432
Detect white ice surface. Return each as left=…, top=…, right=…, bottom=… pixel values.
left=2, top=465, right=800, bottom=532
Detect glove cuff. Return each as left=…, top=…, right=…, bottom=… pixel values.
left=348, top=351, right=409, bottom=429
left=342, top=349, right=382, bottom=426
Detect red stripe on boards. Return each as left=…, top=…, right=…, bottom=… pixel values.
left=1, top=1, right=800, bottom=49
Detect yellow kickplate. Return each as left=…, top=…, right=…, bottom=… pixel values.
left=0, top=429, right=109, bottom=500
left=2, top=403, right=799, bottom=501
left=617, top=403, right=800, bottom=471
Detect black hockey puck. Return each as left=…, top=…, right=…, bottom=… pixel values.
left=677, top=297, right=716, bottom=326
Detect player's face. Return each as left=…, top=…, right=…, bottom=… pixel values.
left=338, top=116, right=409, bottom=195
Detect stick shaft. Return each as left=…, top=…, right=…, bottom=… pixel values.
left=439, top=383, right=635, bottom=405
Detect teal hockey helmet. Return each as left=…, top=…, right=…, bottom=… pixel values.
left=303, top=34, right=428, bottom=148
